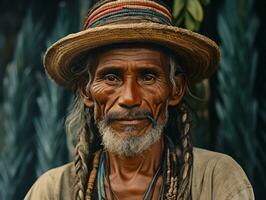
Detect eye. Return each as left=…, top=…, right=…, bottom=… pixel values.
left=104, top=74, right=121, bottom=85
left=143, top=74, right=155, bottom=81
left=141, top=73, right=156, bottom=84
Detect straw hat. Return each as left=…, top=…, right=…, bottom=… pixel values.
left=44, top=0, right=220, bottom=89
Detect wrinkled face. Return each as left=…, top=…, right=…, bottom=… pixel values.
left=81, top=45, right=185, bottom=154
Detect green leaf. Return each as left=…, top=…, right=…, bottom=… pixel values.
left=194, top=20, right=201, bottom=31
left=184, top=11, right=197, bottom=31
left=175, top=14, right=184, bottom=26
left=173, top=0, right=186, bottom=18
left=217, top=15, right=234, bottom=55
left=215, top=0, right=260, bottom=182
left=187, top=0, right=204, bottom=22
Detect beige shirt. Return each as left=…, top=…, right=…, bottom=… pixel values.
left=24, top=148, right=254, bottom=200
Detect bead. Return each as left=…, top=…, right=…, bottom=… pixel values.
left=184, top=123, right=190, bottom=135
left=166, top=149, right=171, bottom=184
left=86, top=151, right=100, bottom=199
left=171, top=152, right=177, bottom=163
left=184, top=152, right=190, bottom=162
left=173, top=187, right=177, bottom=195
left=85, top=194, right=91, bottom=200
left=168, top=177, right=174, bottom=195
left=176, top=147, right=181, bottom=157
left=183, top=137, right=188, bottom=147
left=182, top=164, right=189, bottom=180
left=168, top=188, right=173, bottom=196
left=182, top=112, right=187, bottom=123
left=78, top=189, right=84, bottom=199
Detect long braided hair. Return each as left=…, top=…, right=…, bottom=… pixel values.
left=65, top=52, right=194, bottom=200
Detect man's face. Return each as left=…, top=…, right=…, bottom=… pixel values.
left=81, top=45, right=184, bottom=155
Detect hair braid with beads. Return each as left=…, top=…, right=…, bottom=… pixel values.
left=176, top=103, right=193, bottom=199
left=74, top=125, right=89, bottom=200
left=163, top=103, right=193, bottom=199
left=67, top=100, right=102, bottom=200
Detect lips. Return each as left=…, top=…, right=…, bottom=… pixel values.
left=110, top=118, right=151, bottom=130
left=114, top=119, right=148, bottom=125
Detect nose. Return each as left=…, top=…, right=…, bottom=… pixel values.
left=118, top=78, right=141, bottom=109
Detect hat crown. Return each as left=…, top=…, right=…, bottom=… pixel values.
left=84, top=0, right=173, bottom=29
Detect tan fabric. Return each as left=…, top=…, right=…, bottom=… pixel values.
left=24, top=148, right=254, bottom=200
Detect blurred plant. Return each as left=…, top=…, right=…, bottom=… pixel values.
left=216, top=0, right=259, bottom=181
left=0, top=106, right=4, bottom=151
left=0, top=13, right=41, bottom=200
left=79, top=0, right=94, bottom=29
left=255, top=82, right=266, bottom=193
left=34, top=2, right=78, bottom=176
left=256, top=98, right=266, bottom=186
left=0, top=1, right=92, bottom=198
left=34, top=72, right=69, bottom=176
left=34, top=0, right=94, bottom=176
left=172, top=0, right=210, bottom=31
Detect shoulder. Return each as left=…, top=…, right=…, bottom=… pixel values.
left=24, top=162, right=75, bottom=200
left=191, top=148, right=254, bottom=200
left=193, top=147, right=242, bottom=170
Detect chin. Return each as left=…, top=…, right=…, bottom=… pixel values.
left=98, top=121, right=163, bottom=157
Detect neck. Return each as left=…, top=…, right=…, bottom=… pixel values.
left=107, top=137, right=164, bottom=177
left=104, top=137, right=165, bottom=199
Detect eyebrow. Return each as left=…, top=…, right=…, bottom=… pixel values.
left=95, top=66, right=124, bottom=76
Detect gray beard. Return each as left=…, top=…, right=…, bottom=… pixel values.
left=97, top=121, right=164, bottom=157
left=96, top=108, right=168, bottom=157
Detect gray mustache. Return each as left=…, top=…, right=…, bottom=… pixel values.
left=103, top=110, right=157, bottom=127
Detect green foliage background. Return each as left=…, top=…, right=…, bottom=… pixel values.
left=0, top=0, right=265, bottom=199
left=216, top=0, right=259, bottom=181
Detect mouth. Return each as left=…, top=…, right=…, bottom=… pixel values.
left=109, top=118, right=151, bottom=137
left=114, top=119, right=148, bottom=126
left=110, top=118, right=151, bottom=131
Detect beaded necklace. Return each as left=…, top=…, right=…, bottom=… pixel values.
left=86, top=136, right=180, bottom=200
left=98, top=150, right=164, bottom=200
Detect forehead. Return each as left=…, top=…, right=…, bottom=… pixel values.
left=93, top=44, right=169, bottom=68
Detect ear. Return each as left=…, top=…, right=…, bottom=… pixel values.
left=168, top=75, right=186, bottom=106
left=79, top=81, right=94, bottom=108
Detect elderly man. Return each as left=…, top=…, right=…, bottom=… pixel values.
left=25, top=0, right=254, bottom=199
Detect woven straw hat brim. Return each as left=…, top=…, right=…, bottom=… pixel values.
left=44, top=22, right=220, bottom=88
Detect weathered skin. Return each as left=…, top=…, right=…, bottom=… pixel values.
left=81, top=45, right=185, bottom=199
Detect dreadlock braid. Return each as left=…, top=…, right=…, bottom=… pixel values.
left=176, top=102, right=193, bottom=200
left=73, top=103, right=102, bottom=200
left=74, top=105, right=97, bottom=200
left=74, top=125, right=90, bottom=200
left=163, top=101, right=193, bottom=200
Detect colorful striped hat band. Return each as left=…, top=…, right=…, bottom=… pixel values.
left=84, top=0, right=173, bottom=29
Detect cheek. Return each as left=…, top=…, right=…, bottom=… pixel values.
left=90, top=82, right=118, bottom=119
left=143, top=80, right=170, bottom=106
left=142, top=79, right=171, bottom=120
left=144, top=79, right=170, bottom=101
